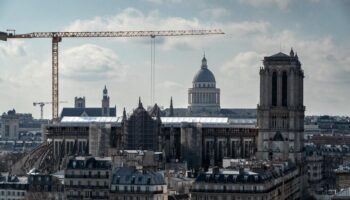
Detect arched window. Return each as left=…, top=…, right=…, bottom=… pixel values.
left=272, top=72, right=277, bottom=106
left=282, top=71, right=288, bottom=107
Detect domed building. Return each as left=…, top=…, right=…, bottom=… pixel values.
left=188, top=55, right=220, bottom=114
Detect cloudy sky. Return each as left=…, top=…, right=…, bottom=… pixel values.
left=0, top=0, right=349, bottom=118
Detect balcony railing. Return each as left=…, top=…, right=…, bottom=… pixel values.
left=65, top=174, right=109, bottom=179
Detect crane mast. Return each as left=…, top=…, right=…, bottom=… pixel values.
left=0, top=29, right=224, bottom=121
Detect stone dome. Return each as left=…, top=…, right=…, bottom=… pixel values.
left=193, top=56, right=216, bottom=83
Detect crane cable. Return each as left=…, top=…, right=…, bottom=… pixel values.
left=150, top=36, right=156, bottom=105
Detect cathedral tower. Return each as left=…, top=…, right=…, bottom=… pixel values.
left=257, top=49, right=305, bottom=164
left=102, top=85, right=110, bottom=116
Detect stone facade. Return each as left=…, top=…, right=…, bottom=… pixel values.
left=335, top=165, right=350, bottom=190
left=45, top=121, right=118, bottom=165
left=0, top=109, right=19, bottom=140
left=160, top=119, right=257, bottom=169
left=64, top=156, right=112, bottom=200
left=110, top=167, right=167, bottom=200
left=257, top=50, right=305, bottom=164
left=191, top=162, right=302, bottom=200
left=0, top=175, right=27, bottom=200
left=306, top=150, right=323, bottom=183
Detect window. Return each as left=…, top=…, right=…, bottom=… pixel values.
left=282, top=71, right=288, bottom=107
left=5, top=125, right=10, bottom=137
left=272, top=72, right=277, bottom=106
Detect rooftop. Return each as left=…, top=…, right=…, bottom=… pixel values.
left=112, top=167, right=166, bottom=185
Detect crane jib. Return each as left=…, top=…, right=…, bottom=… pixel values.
left=2, top=30, right=224, bottom=39
left=0, top=29, right=224, bottom=121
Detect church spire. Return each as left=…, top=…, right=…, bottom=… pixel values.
left=169, top=96, right=174, bottom=117
left=122, top=107, right=127, bottom=121
left=138, top=97, right=143, bottom=108
left=102, top=85, right=110, bottom=116
left=156, top=105, right=161, bottom=122
left=103, top=85, right=107, bottom=94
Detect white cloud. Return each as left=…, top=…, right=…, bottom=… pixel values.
left=253, top=31, right=350, bottom=83
left=220, top=30, right=350, bottom=114
left=224, top=21, right=270, bottom=36
left=239, top=0, right=290, bottom=10
left=60, top=44, right=127, bottom=82
left=0, top=40, right=27, bottom=57
left=157, top=81, right=184, bottom=90
left=219, top=51, right=262, bottom=107
left=142, top=0, right=182, bottom=4
left=221, top=51, right=264, bottom=78
left=64, top=8, right=270, bottom=50
left=200, top=8, right=229, bottom=19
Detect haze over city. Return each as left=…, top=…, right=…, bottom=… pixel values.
left=0, top=0, right=349, bottom=119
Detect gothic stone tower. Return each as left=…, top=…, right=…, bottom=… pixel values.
left=257, top=49, right=305, bottom=164
left=102, top=85, right=110, bottom=116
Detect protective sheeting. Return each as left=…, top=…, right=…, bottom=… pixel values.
left=61, top=116, right=122, bottom=123
left=161, top=117, right=229, bottom=124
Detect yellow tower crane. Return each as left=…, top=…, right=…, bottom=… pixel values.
left=0, top=29, right=224, bottom=122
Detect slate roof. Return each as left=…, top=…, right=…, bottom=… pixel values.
left=195, top=164, right=296, bottom=184
left=60, top=107, right=116, bottom=117
left=270, top=52, right=289, bottom=57
left=111, top=167, right=166, bottom=185
left=66, top=157, right=112, bottom=170
left=264, top=51, right=300, bottom=64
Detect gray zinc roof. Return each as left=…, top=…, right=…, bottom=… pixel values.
left=193, top=68, right=216, bottom=83
left=112, top=167, right=166, bottom=185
